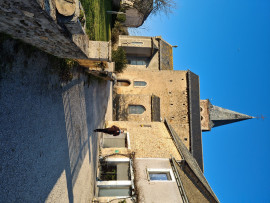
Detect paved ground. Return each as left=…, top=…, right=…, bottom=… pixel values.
left=105, top=81, right=113, bottom=124
left=0, top=38, right=111, bottom=202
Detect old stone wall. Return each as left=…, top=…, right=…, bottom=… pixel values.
left=114, top=94, right=152, bottom=122
left=119, top=35, right=159, bottom=70
left=0, top=38, right=111, bottom=202
left=114, top=70, right=190, bottom=148
left=0, top=0, right=111, bottom=63
left=0, top=0, right=89, bottom=59
left=107, top=121, right=181, bottom=159
left=200, top=100, right=210, bottom=131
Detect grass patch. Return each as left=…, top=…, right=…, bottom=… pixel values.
left=80, top=0, right=112, bottom=41
left=49, top=56, right=80, bottom=83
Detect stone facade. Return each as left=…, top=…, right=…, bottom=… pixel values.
left=109, top=35, right=254, bottom=202
left=200, top=99, right=211, bottom=131
left=106, top=35, right=222, bottom=202
left=0, top=0, right=111, bottom=65
left=105, top=121, right=182, bottom=159
left=119, top=35, right=173, bottom=71
left=114, top=70, right=190, bottom=149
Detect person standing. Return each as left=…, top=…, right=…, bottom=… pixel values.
left=94, top=125, right=123, bottom=136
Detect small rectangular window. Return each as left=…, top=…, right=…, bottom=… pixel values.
left=149, top=172, right=171, bottom=181
left=134, top=81, right=147, bottom=87
left=102, top=133, right=130, bottom=149
left=147, top=169, right=175, bottom=181
left=131, top=42, right=143, bottom=45
left=98, top=186, right=131, bottom=197
left=99, top=162, right=130, bottom=181
left=97, top=159, right=133, bottom=197
left=103, top=133, right=126, bottom=148
left=128, top=59, right=147, bottom=65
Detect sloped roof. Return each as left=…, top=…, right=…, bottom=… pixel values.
left=187, top=71, right=203, bottom=171
left=209, top=103, right=254, bottom=128
left=165, top=120, right=219, bottom=203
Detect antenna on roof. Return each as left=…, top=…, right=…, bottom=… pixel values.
left=255, top=115, right=266, bottom=120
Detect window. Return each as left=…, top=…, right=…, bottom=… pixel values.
left=128, top=59, right=147, bottom=65
left=128, top=105, right=145, bottom=114
left=147, top=169, right=175, bottom=182
left=97, top=159, right=134, bottom=197
left=103, top=132, right=131, bottom=149
left=127, top=56, right=148, bottom=66
left=116, top=80, right=130, bottom=86
left=99, top=161, right=130, bottom=181
left=98, top=186, right=131, bottom=197
left=131, top=42, right=143, bottom=45
left=149, top=172, right=171, bottom=181
left=134, top=81, right=147, bottom=87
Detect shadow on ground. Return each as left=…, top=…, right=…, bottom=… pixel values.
left=0, top=38, right=110, bottom=202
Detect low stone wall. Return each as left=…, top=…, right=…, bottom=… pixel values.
left=0, top=0, right=88, bottom=59
left=0, top=0, right=111, bottom=64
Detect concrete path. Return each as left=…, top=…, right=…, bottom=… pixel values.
left=105, top=81, right=113, bottom=124
left=0, top=38, right=111, bottom=202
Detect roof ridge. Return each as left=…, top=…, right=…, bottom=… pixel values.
left=164, top=119, right=220, bottom=203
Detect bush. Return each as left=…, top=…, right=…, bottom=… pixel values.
left=112, top=47, right=127, bottom=73
left=111, top=21, right=129, bottom=45
left=111, top=27, right=120, bottom=45
left=116, top=14, right=126, bottom=23
left=78, top=10, right=85, bottom=26
left=49, top=56, right=79, bottom=82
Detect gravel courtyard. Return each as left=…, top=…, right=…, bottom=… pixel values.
left=0, top=38, right=110, bottom=202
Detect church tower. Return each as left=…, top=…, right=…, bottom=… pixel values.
left=200, top=99, right=254, bottom=131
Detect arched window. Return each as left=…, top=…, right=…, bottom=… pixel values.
left=116, top=80, right=130, bottom=86
left=128, top=105, right=146, bottom=114
left=134, top=81, right=147, bottom=87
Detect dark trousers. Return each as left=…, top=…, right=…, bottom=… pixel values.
left=94, top=128, right=114, bottom=135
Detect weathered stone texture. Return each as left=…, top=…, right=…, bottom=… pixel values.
left=114, top=70, right=190, bottom=149
left=88, top=41, right=112, bottom=61
left=200, top=99, right=211, bottom=131
left=119, top=35, right=162, bottom=71
left=114, top=94, right=152, bottom=122
left=0, top=0, right=112, bottom=64
left=0, top=0, right=91, bottom=59
left=107, top=121, right=182, bottom=159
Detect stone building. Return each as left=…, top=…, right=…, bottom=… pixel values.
left=93, top=35, right=253, bottom=202
left=118, top=35, right=173, bottom=70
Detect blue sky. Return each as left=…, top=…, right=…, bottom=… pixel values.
left=131, top=0, right=270, bottom=202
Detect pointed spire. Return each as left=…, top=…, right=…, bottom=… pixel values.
left=209, top=104, right=254, bottom=128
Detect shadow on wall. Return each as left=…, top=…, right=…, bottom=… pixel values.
left=0, top=39, right=110, bottom=202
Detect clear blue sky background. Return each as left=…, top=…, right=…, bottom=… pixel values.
left=130, top=0, right=270, bottom=202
